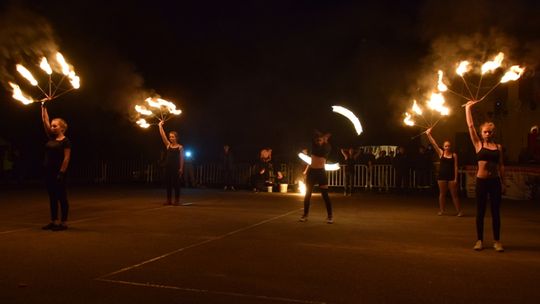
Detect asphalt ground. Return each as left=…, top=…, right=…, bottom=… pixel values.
left=1, top=185, right=540, bottom=304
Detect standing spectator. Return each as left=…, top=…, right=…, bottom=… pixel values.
left=41, top=103, right=71, bottom=231
left=222, top=145, right=235, bottom=190
left=341, top=147, right=357, bottom=196
left=158, top=121, right=184, bottom=205
left=392, top=146, right=409, bottom=192
left=414, top=146, right=432, bottom=190
left=253, top=148, right=273, bottom=192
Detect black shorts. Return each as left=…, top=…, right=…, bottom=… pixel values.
left=306, top=168, right=328, bottom=186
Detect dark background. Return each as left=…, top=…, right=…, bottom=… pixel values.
left=1, top=0, right=539, bottom=176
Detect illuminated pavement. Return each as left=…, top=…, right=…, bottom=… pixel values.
left=1, top=186, right=540, bottom=304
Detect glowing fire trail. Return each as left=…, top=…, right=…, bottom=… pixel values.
left=298, top=153, right=340, bottom=171
left=331, top=106, right=363, bottom=135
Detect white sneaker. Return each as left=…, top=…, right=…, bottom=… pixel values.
left=437, top=210, right=444, bottom=216
left=456, top=211, right=464, bottom=217
left=299, top=216, right=308, bottom=222
left=326, top=218, right=334, bottom=224
left=493, top=241, right=504, bottom=252
left=473, top=240, right=483, bottom=251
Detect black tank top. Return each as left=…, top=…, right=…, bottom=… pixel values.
left=476, top=144, right=499, bottom=164
left=438, top=155, right=455, bottom=180
left=165, top=146, right=181, bottom=169
left=312, top=143, right=331, bottom=158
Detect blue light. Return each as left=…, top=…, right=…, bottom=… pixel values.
left=185, top=150, right=192, bottom=158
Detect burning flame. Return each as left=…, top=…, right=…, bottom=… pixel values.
left=437, top=70, right=448, bottom=92
left=331, top=105, right=363, bottom=135
left=427, top=92, right=449, bottom=116
left=298, top=181, right=306, bottom=195
left=145, top=97, right=182, bottom=115
left=412, top=100, right=422, bottom=115
left=403, top=112, right=415, bottom=126
left=40, top=57, right=53, bottom=75
left=500, top=65, right=525, bottom=83
left=56, top=52, right=80, bottom=88
left=55, top=52, right=71, bottom=75
left=8, top=82, right=34, bottom=105
left=135, top=105, right=153, bottom=116
left=481, top=52, right=504, bottom=75
left=136, top=118, right=150, bottom=128
left=456, top=61, right=471, bottom=76
left=16, top=64, right=38, bottom=86
left=297, top=152, right=340, bottom=171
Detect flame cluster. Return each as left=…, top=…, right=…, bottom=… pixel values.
left=403, top=71, right=450, bottom=128
left=7, top=52, right=80, bottom=105
left=134, top=97, right=182, bottom=128
left=455, top=52, right=525, bottom=85
left=403, top=51, right=526, bottom=128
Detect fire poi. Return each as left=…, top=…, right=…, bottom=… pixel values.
left=134, top=96, right=182, bottom=128
left=7, top=52, right=80, bottom=105
left=331, top=105, right=363, bottom=135
left=298, top=152, right=340, bottom=171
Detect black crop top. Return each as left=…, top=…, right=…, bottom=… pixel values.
left=476, top=145, right=499, bottom=164
left=312, top=142, right=331, bottom=158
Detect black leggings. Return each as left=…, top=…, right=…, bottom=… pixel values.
left=165, top=169, right=180, bottom=203
left=344, top=172, right=354, bottom=194
left=45, top=174, right=69, bottom=222
left=303, top=169, right=333, bottom=218
left=475, top=178, right=502, bottom=241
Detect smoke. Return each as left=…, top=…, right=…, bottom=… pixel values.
left=0, top=5, right=59, bottom=85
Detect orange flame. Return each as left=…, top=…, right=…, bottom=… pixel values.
left=412, top=100, right=423, bottom=115
left=8, top=82, right=34, bottom=105
left=135, top=105, right=153, bottom=116
left=427, top=92, right=449, bottom=116
left=403, top=112, right=415, bottom=126
left=136, top=118, right=150, bottom=128
left=500, top=65, right=525, bottom=83
left=40, top=57, right=53, bottom=75
left=437, top=70, right=448, bottom=92
left=481, top=52, right=504, bottom=75
left=456, top=61, right=471, bottom=76
left=16, top=64, right=38, bottom=86
left=56, top=52, right=80, bottom=88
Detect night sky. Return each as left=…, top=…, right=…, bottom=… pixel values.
left=1, top=0, right=539, bottom=166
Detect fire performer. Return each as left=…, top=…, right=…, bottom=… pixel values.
left=40, top=103, right=71, bottom=231
left=299, top=131, right=333, bottom=224
left=425, top=128, right=462, bottom=217
left=465, top=100, right=505, bottom=252
left=158, top=121, right=184, bottom=205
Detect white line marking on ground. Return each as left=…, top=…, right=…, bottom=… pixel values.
left=97, top=277, right=326, bottom=304
left=97, top=208, right=302, bottom=279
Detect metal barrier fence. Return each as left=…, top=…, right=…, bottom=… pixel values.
left=69, top=161, right=437, bottom=191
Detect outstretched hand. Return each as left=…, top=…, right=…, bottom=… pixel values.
left=158, top=120, right=164, bottom=127
left=464, top=100, right=480, bottom=108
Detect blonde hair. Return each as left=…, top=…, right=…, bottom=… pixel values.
left=52, top=118, right=68, bottom=132
left=480, top=122, right=495, bottom=130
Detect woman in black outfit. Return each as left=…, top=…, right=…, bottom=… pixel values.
left=158, top=121, right=184, bottom=205
left=300, top=131, right=333, bottom=224
left=425, top=127, right=462, bottom=216
left=465, top=100, right=505, bottom=252
left=41, top=103, right=71, bottom=231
